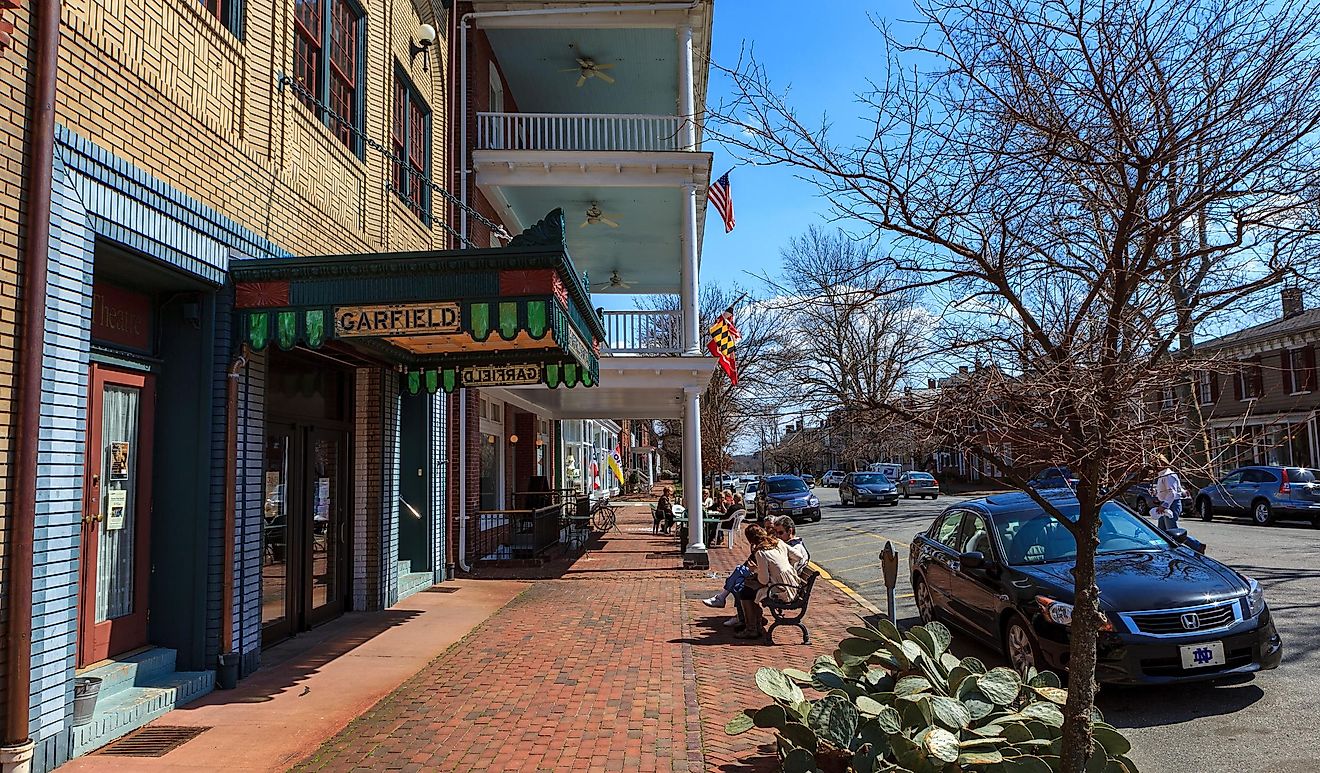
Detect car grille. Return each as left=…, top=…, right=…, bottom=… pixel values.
left=1128, top=601, right=1237, bottom=635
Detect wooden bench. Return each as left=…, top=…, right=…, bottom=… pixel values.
left=762, top=567, right=821, bottom=644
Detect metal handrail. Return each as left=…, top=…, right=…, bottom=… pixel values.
left=600, top=309, right=683, bottom=354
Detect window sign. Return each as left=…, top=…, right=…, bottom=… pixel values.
left=109, top=442, right=131, bottom=480
left=106, top=489, right=128, bottom=531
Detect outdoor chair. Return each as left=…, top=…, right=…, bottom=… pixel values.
left=762, top=567, right=821, bottom=645
left=712, top=510, right=745, bottom=550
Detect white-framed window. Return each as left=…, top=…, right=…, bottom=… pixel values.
left=1197, top=370, right=1215, bottom=405
left=489, top=61, right=504, bottom=114
left=1286, top=347, right=1315, bottom=394
left=1158, top=386, right=1175, bottom=412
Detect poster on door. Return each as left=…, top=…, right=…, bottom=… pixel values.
left=106, top=488, right=127, bottom=530
left=109, top=442, right=130, bottom=480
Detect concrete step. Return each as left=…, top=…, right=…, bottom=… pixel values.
left=72, top=665, right=214, bottom=757
left=79, top=647, right=178, bottom=697
left=397, top=558, right=413, bottom=576
left=397, top=570, right=433, bottom=600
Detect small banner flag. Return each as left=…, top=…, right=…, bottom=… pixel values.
left=707, top=307, right=741, bottom=385
left=608, top=446, right=625, bottom=485
left=707, top=171, right=735, bottom=233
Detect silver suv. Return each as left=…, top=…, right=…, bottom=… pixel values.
left=1194, top=466, right=1320, bottom=526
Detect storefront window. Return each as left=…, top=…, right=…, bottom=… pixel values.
left=479, top=434, right=500, bottom=511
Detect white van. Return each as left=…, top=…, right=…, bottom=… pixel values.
left=867, top=462, right=903, bottom=481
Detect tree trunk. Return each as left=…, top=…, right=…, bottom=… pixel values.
left=1061, top=504, right=1102, bottom=771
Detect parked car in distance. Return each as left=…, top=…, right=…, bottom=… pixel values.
left=910, top=492, right=1283, bottom=685
left=821, top=470, right=846, bottom=487
left=1027, top=466, right=1079, bottom=490
left=1194, top=466, right=1320, bottom=526
left=742, top=480, right=760, bottom=510
left=897, top=471, right=940, bottom=499
left=715, top=474, right=738, bottom=490
left=755, top=475, right=821, bottom=522
left=1122, top=481, right=1193, bottom=518
left=839, top=472, right=899, bottom=507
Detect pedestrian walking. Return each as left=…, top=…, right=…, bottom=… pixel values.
left=1154, top=454, right=1186, bottom=526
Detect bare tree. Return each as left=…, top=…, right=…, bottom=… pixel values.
left=711, top=0, right=1320, bottom=768
left=768, top=226, right=926, bottom=467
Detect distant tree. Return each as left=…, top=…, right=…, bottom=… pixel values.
left=712, top=0, right=1320, bottom=767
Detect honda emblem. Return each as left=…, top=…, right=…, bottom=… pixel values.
left=1181, top=612, right=1200, bottom=630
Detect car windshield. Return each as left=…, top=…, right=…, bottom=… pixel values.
left=768, top=478, right=809, bottom=494
left=994, top=502, right=1169, bottom=565
left=851, top=473, right=890, bottom=485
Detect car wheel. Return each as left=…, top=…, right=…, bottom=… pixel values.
left=1197, top=497, right=1214, bottom=522
left=1004, top=616, right=1042, bottom=678
left=914, top=577, right=935, bottom=623
left=932, top=494, right=938, bottom=500
left=889, top=501, right=899, bottom=507
left=1252, top=499, right=1275, bottom=526
left=903, top=492, right=910, bottom=499
left=813, top=513, right=822, bottom=522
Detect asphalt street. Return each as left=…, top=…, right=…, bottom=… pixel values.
left=791, top=486, right=1320, bottom=773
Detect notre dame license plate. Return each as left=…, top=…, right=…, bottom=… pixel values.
left=1179, top=641, right=1226, bottom=669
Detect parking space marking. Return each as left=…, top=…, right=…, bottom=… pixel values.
left=807, top=561, right=881, bottom=617
left=840, top=525, right=910, bottom=549
left=811, top=547, right=890, bottom=564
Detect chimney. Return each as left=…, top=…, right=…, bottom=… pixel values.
left=1282, top=286, right=1304, bottom=318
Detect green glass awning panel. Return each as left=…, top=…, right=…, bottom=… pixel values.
left=425, top=369, right=439, bottom=394
left=442, top=368, right=457, bottom=393
left=545, top=363, right=560, bottom=388
left=305, top=310, right=325, bottom=348
left=276, top=311, right=298, bottom=350
left=527, top=301, right=547, bottom=338
left=399, top=361, right=598, bottom=395
left=499, top=302, right=518, bottom=340
left=471, top=303, right=490, bottom=341
left=248, top=311, right=269, bottom=351
left=406, top=371, right=422, bottom=395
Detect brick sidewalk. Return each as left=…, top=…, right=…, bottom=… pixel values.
left=294, top=506, right=880, bottom=773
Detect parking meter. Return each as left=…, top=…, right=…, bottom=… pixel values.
left=879, top=541, right=900, bottom=624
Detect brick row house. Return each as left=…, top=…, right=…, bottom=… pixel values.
left=1190, top=288, right=1320, bottom=475
left=0, top=0, right=718, bottom=769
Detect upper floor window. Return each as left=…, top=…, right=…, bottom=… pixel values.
left=202, top=0, right=240, bottom=34
left=1286, top=347, right=1316, bottom=394
left=292, top=0, right=364, bottom=155
left=1158, top=386, right=1175, bottom=412
left=1235, top=358, right=1263, bottom=401
left=1196, top=370, right=1216, bottom=405
left=392, top=72, right=432, bottom=221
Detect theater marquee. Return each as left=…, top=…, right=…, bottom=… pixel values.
left=461, top=364, right=543, bottom=387
left=334, top=302, right=461, bottom=338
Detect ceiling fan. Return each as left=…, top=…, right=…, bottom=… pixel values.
left=593, top=270, right=636, bottom=291
left=561, top=53, right=616, bottom=87
left=580, top=202, right=620, bottom=228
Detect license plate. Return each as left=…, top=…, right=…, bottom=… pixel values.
left=791, top=508, right=802, bottom=515
left=1179, top=641, right=1226, bottom=669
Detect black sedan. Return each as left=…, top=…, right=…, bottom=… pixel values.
left=839, top=472, right=899, bottom=507
left=909, top=492, right=1282, bottom=685
left=755, top=475, right=821, bottom=523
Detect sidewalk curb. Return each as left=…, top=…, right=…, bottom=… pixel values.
left=807, top=561, right=883, bottom=617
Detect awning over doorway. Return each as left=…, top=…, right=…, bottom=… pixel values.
left=232, top=210, right=604, bottom=393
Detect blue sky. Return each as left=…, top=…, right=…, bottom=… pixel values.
left=597, top=1, right=901, bottom=310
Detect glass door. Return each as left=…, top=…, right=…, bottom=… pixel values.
left=262, top=423, right=349, bottom=644
left=306, top=428, right=348, bottom=627
left=78, top=365, right=155, bottom=667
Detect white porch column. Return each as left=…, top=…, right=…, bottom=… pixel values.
left=682, top=386, right=705, bottom=553
left=680, top=181, right=700, bottom=353
left=677, top=23, right=696, bottom=152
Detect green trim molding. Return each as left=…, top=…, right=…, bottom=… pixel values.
left=232, top=209, right=603, bottom=380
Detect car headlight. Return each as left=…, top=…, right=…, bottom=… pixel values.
left=1036, top=596, right=1113, bottom=631
left=770, top=501, right=783, bottom=510
left=1244, top=577, right=1266, bottom=617
left=808, top=496, right=819, bottom=506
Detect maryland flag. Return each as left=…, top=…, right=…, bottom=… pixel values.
left=707, top=307, right=741, bottom=385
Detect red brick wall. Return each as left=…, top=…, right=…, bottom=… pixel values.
left=458, top=4, right=521, bottom=247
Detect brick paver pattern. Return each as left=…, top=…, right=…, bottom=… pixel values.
left=294, top=505, right=880, bottom=772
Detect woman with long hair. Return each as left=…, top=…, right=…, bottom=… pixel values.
left=734, top=523, right=800, bottom=639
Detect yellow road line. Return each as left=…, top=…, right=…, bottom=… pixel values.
left=807, top=561, right=882, bottom=616
left=815, top=547, right=893, bottom=563
left=840, top=525, right=911, bottom=549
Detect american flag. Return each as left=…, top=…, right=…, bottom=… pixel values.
left=707, top=172, right=735, bottom=233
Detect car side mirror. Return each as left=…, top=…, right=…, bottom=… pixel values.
left=1165, top=527, right=1189, bottom=544
left=959, top=551, right=986, bottom=570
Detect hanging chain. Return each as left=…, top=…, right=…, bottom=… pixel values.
left=276, top=73, right=513, bottom=248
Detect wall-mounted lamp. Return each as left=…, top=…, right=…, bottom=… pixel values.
left=487, top=435, right=496, bottom=445
left=509, top=434, right=519, bottom=445
left=411, top=24, right=437, bottom=72
left=535, top=438, right=545, bottom=447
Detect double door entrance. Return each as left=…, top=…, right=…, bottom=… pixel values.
left=262, top=422, right=350, bottom=643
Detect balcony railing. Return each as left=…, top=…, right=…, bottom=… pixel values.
left=477, top=112, right=685, bottom=153
left=600, top=310, right=683, bottom=355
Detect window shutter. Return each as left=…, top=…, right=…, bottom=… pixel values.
left=1252, top=357, right=1264, bottom=397
left=1233, top=364, right=1244, bottom=400
left=1307, top=345, right=1318, bottom=392
left=1282, top=351, right=1294, bottom=393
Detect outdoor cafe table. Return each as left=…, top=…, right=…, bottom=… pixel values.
left=673, top=508, right=723, bottom=545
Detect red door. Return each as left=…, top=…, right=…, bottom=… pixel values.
left=78, top=365, right=155, bottom=667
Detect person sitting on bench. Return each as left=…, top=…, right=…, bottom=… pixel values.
left=703, top=517, right=807, bottom=628
left=655, top=487, right=675, bottom=534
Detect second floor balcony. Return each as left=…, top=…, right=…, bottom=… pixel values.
left=478, top=112, right=688, bottom=154
left=600, top=309, right=684, bottom=355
